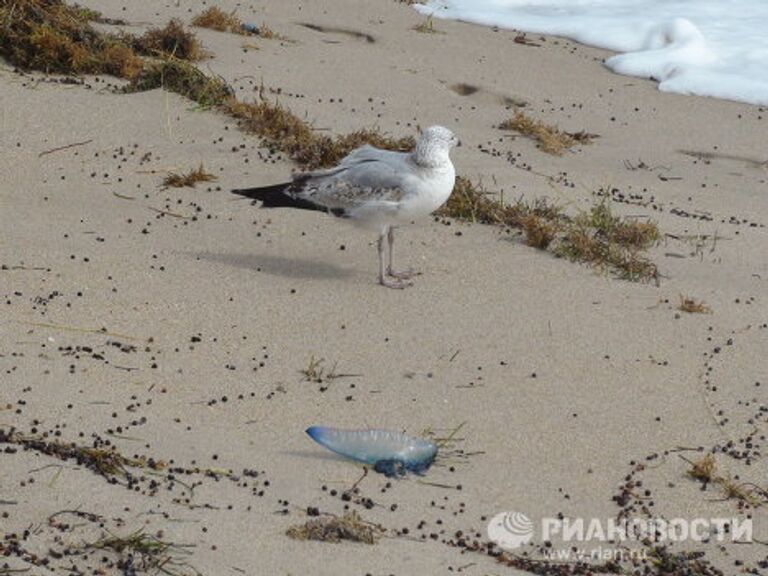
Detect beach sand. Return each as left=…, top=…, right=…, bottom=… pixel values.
left=1, top=1, right=766, bottom=574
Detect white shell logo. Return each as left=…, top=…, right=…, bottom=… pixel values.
left=487, top=511, right=534, bottom=549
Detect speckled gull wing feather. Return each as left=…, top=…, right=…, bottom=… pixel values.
left=288, top=152, right=414, bottom=213
left=306, top=426, right=438, bottom=477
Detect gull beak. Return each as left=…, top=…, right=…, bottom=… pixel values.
left=456, top=139, right=462, bottom=147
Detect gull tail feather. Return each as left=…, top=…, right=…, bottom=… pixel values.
left=231, top=183, right=325, bottom=212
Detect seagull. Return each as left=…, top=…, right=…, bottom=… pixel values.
left=232, top=125, right=459, bottom=288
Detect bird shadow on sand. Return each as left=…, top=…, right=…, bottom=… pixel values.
left=189, top=252, right=355, bottom=281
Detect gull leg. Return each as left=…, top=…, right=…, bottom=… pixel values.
left=378, top=228, right=410, bottom=289
left=386, top=226, right=417, bottom=280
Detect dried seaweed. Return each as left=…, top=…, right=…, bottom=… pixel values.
left=286, top=512, right=383, bottom=544
left=500, top=110, right=598, bottom=155
left=162, top=164, right=217, bottom=188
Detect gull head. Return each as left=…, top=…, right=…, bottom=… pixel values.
left=414, top=125, right=459, bottom=167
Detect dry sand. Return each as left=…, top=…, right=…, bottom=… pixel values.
left=1, top=1, right=766, bottom=575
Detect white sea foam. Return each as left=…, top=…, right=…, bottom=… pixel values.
left=414, top=0, right=768, bottom=106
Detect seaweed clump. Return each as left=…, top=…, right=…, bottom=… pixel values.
left=678, top=295, right=711, bottom=314
left=163, top=163, right=217, bottom=188
left=86, top=530, right=196, bottom=575
left=0, top=0, right=143, bottom=78
left=191, top=9, right=285, bottom=39
left=223, top=97, right=414, bottom=169
left=437, top=177, right=562, bottom=230
left=686, top=453, right=717, bottom=483
left=191, top=7, right=247, bottom=34
left=253, top=23, right=281, bottom=39
left=438, top=178, right=565, bottom=250
left=438, top=176, right=525, bottom=226
left=0, top=1, right=412, bottom=171
left=0, top=3, right=206, bottom=81
left=438, top=180, right=659, bottom=282
left=500, top=110, right=597, bottom=155
left=0, top=428, right=162, bottom=481
left=133, top=18, right=205, bottom=60
left=286, top=512, right=383, bottom=544
left=684, top=454, right=766, bottom=507
left=555, top=201, right=659, bottom=281
left=126, top=58, right=233, bottom=107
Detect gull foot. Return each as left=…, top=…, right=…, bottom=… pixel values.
left=380, top=276, right=413, bottom=289
left=386, top=267, right=419, bottom=280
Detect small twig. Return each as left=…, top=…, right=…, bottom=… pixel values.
left=49, top=509, right=104, bottom=523
left=2, top=265, right=47, bottom=271
left=113, top=365, right=140, bottom=372
left=18, top=321, right=137, bottom=340
left=105, top=431, right=144, bottom=442
left=677, top=454, right=699, bottom=467
left=740, top=483, right=768, bottom=499
left=327, top=370, right=363, bottom=381
left=149, top=207, right=193, bottom=219
left=38, top=138, right=93, bottom=157
left=348, top=467, right=368, bottom=493
left=434, top=422, right=466, bottom=448
left=416, top=480, right=461, bottom=490
left=27, top=463, right=64, bottom=474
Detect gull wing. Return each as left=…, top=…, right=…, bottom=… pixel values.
left=289, top=150, right=417, bottom=215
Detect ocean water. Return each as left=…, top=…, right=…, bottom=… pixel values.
left=413, top=0, right=768, bottom=106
